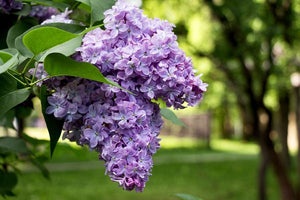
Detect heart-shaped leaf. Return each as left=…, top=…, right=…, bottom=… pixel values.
left=23, top=27, right=78, bottom=55
left=44, top=53, right=129, bottom=92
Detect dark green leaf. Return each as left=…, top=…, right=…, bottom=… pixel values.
left=44, top=53, right=128, bottom=91
left=40, top=86, right=64, bottom=157
left=76, top=0, right=90, bottom=6
left=160, top=108, right=186, bottom=127
left=0, top=88, right=30, bottom=118
left=0, top=49, right=19, bottom=74
left=78, top=1, right=91, bottom=13
left=90, top=0, right=115, bottom=25
left=175, top=193, right=203, bottom=200
left=0, top=73, right=17, bottom=129
left=0, top=170, right=18, bottom=196
left=0, top=73, right=17, bottom=97
left=0, top=110, right=15, bottom=129
left=15, top=105, right=33, bottom=119
left=0, top=137, right=28, bottom=153
left=69, top=8, right=90, bottom=25
left=7, top=21, right=34, bottom=48
left=23, top=27, right=78, bottom=55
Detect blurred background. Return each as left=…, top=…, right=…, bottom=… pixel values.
left=1, top=0, right=300, bottom=199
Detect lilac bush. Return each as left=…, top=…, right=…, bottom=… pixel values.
left=33, top=0, right=207, bottom=192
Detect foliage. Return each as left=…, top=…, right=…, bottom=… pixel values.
left=0, top=0, right=124, bottom=196
left=0, top=0, right=194, bottom=196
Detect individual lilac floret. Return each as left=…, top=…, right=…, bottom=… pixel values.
left=34, top=0, right=207, bottom=193
left=29, top=63, right=49, bottom=86
left=29, top=5, right=57, bottom=22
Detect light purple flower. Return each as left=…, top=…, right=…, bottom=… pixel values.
left=34, top=0, right=207, bottom=192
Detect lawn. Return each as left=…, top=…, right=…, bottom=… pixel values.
left=8, top=137, right=282, bottom=200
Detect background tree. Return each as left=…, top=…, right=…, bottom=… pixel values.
left=143, top=0, right=300, bottom=199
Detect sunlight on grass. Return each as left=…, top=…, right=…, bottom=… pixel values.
left=25, top=127, right=259, bottom=154
left=211, top=139, right=259, bottom=154
left=159, top=135, right=205, bottom=149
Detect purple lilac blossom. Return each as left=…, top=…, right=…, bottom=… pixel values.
left=29, top=5, right=58, bottom=23
left=34, top=0, right=207, bottom=192
left=0, top=0, right=57, bottom=22
left=0, top=0, right=22, bottom=13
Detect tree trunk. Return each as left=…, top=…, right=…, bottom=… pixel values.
left=259, top=108, right=297, bottom=200
left=240, top=107, right=256, bottom=140
left=220, top=96, right=233, bottom=138
left=295, top=86, right=300, bottom=199
left=258, top=150, right=268, bottom=200
left=278, top=92, right=291, bottom=168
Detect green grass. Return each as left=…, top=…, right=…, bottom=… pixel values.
left=3, top=137, right=285, bottom=200
left=12, top=159, right=280, bottom=200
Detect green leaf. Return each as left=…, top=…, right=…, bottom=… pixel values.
left=0, top=110, right=15, bottom=129
left=0, top=88, right=30, bottom=118
left=78, top=2, right=91, bottom=13
left=23, top=27, right=78, bottom=55
left=15, top=23, right=85, bottom=57
left=38, top=35, right=83, bottom=61
left=0, top=74, right=17, bottom=129
left=0, top=137, right=28, bottom=153
left=76, top=0, right=90, bottom=6
left=160, top=108, right=186, bottom=127
left=0, top=49, right=19, bottom=74
left=23, top=134, right=48, bottom=146
left=23, top=0, right=68, bottom=11
left=7, top=21, right=34, bottom=48
left=0, top=51, right=12, bottom=63
left=44, top=53, right=128, bottom=92
left=69, top=8, right=90, bottom=25
left=0, top=73, right=17, bottom=97
left=40, top=86, right=64, bottom=157
left=90, top=0, right=115, bottom=25
left=0, top=170, right=18, bottom=196
left=175, top=193, right=203, bottom=200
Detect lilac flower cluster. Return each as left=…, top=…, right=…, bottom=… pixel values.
left=78, top=0, right=207, bottom=109
left=38, top=0, right=207, bottom=192
left=44, top=77, right=163, bottom=191
left=0, top=0, right=57, bottom=22
left=0, top=0, right=22, bottom=13
left=29, top=5, right=57, bottom=23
